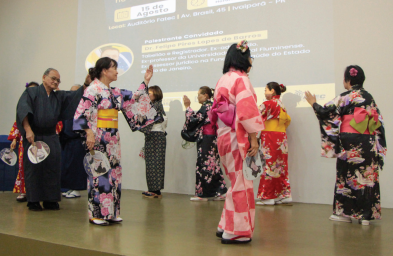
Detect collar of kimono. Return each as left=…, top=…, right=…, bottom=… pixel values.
left=94, top=78, right=110, bottom=90
left=272, top=95, right=280, bottom=100
left=351, top=84, right=363, bottom=90
left=228, top=67, right=246, bottom=75
left=349, top=107, right=381, bottom=134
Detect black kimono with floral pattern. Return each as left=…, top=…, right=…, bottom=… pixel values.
left=313, top=85, right=387, bottom=220
left=182, top=101, right=227, bottom=198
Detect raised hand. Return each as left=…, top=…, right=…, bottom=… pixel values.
left=183, top=95, right=191, bottom=108
left=304, top=91, right=317, bottom=106
left=144, top=65, right=154, bottom=85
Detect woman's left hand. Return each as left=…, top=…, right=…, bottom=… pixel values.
left=304, top=91, right=317, bottom=106
left=144, top=65, right=154, bottom=85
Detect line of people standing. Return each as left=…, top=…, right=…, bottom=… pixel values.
left=180, top=41, right=386, bottom=244
left=9, top=39, right=386, bottom=244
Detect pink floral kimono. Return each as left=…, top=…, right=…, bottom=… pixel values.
left=73, top=79, right=156, bottom=220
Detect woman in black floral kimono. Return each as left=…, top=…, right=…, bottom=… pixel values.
left=141, top=85, right=167, bottom=199
left=305, top=65, right=387, bottom=225
left=182, top=87, right=227, bottom=201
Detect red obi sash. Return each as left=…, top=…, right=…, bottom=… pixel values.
left=341, top=115, right=371, bottom=134
left=203, top=123, right=216, bottom=135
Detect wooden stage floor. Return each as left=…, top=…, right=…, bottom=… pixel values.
left=0, top=190, right=392, bottom=256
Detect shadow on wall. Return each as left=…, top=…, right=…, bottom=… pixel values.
left=281, top=92, right=303, bottom=201
left=281, top=91, right=336, bottom=203
left=165, top=99, right=196, bottom=194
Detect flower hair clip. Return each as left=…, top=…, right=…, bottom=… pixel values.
left=25, top=83, right=29, bottom=88
left=349, top=68, right=358, bottom=77
left=280, top=84, right=285, bottom=88
left=236, top=40, right=249, bottom=53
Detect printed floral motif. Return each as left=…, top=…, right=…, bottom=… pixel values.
left=74, top=79, right=156, bottom=220
left=313, top=84, right=386, bottom=220
left=183, top=101, right=227, bottom=198
left=258, top=96, right=291, bottom=200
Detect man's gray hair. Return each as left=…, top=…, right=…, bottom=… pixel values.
left=43, top=68, right=58, bottom=76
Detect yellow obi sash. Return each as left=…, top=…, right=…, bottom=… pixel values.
left=263, top=109, right=291, bottom=132
left=97, top=109, right=118, bottom=129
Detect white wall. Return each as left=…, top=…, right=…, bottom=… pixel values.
left=0, top=0, right=392, bottom=207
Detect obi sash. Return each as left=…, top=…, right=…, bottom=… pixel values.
left=203, top=123, right=216, bottom=135
left=97, top=109, right=118, bottom=129
left=208, top=97, right=236, bottom=130
left=340, top=107, right=380, bottom=135
left=263, top=109, right=290, bottom=133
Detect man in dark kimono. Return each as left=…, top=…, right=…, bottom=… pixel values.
left=16, top=68, right=84, bottom=211
left=60, top=84, right=88, bottom=198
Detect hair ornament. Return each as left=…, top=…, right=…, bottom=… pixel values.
left=349, top=68, right=358, bottom=77
left=25, top=83, right=29, bottom=88
left=236, top=40, right=249, bottom=53
left=280, top=84, right=284, bottom=88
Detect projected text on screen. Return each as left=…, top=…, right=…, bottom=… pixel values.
left=75, top=0, right=335, bottom=107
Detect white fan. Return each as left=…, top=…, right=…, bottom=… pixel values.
left=27, top=141, right=50, bottom=164
left=0, top=148, right=17, bottom=166
left=181, top=140, right=196, bottom=149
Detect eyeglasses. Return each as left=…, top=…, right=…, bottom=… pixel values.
left=47, top=76, right=61, bottom=84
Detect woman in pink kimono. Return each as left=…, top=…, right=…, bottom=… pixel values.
left=209, top=41, right=265, bottom=244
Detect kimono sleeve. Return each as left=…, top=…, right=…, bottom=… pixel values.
left=183, top=105, right=209, bottom=132
left=73, top=86, right=97, bottom=132
left=59, top=86, right=84, bottom=121
left=16, top=88, right=36, bottom=136
left=233, top=77, right=264, bottom=133
left=312, top=95, right=342, bottom=158
left=374, top=104, right=387, bottom=169
left=181, top=105, right=209, bottom=142
left=259, top=102, right=268, bottom=121
left=284, top=112, right=291, bottom=129
left=119, top=82, right=157, bottom=132
left=8, top=121, right=21, bottom=142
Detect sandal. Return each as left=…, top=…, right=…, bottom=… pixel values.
left=16, top=194, right=27, bottom=202
left=107, top=217, right=123, bottom=223
left=213, top=194, right=226, bottom=201
left=221, top=236, right=252, bottom=244
left=89, top=218, right=109, bottom=226
left=143, top=192, right=162, bottom=199
left=190, top=196, right=208, bottom=201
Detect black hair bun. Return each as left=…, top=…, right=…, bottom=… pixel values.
left=280, top=84, right=287, bottom=93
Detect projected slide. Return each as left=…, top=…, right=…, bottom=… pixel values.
left=75, top=0, right=335, bottom=108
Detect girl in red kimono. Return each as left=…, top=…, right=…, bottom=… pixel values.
left=8, top=121, right=26, bottom=201
left=256, top=82, right=292, bottom=205
left=8, top=82, right=39, bottom=201
left=210, top=41, right=264, bottom=244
